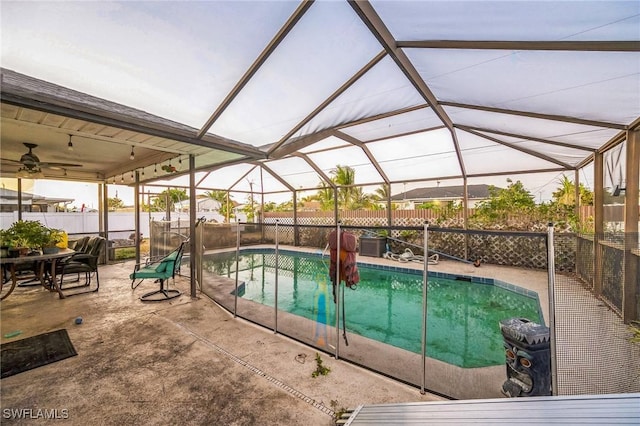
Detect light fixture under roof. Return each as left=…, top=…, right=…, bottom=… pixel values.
left=68, top=135, right=74, bottom=151
left=16, top=167, right=44, bottom=179
left=130, top=146, right=135, bottom=160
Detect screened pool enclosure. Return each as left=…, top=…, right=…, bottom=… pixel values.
left=1, top=0, right=639, bottom=400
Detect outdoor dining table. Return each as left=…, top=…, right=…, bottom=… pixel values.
left=0, top=248, right=75, bottom=300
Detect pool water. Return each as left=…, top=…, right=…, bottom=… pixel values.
left=204, top=250, right=543, bottom=368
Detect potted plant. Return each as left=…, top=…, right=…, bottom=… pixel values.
left=42, top=228, right=64, bottom=254
left=1, top=220, right=62, bottom=256
left=0, top=229, right=11, bottom=258
left=2, top=221, right=36, bottom=256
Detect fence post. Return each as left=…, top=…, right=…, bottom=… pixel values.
left=274, top=220, right=279, bottom=334
left=335, top=221, right=341, bottom=360
left=547, top=223, right=558, bottom=395
left=421, top=221, right=429, bottom=394
left=234, top=221, right=240, bottom=318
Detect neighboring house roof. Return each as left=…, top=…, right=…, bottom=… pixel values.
left=391, top=184, right=497, bottom=202
left=0, top=187, right=74, bottom=204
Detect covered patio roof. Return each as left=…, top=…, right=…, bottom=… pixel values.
left=1, top=1, right=638, bottom=196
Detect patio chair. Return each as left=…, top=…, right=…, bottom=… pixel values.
left=56, top=236, right=106, bottom=296
left=129, top=242, right=184, bottom=302
left=70, top=236, right=91, bottom=253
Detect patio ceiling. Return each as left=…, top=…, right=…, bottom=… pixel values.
left=0, top=70, right=265, bottom=183
left=1, top=1, right=638, bottom=194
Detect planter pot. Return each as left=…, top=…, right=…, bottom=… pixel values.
left=42, top=246, right=60, bottom=254
left=8, top=247, right=29, bottom=258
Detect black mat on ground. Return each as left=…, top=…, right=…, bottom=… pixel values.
left=1, top=329, right=77, bottom=379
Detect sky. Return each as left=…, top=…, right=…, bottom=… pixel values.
left=0, top=2, right=612, bottom=208
left=22, top=166, right=594, bottom=211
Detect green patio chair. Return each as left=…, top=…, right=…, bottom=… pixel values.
left=129, top=242, right=184, bottom=302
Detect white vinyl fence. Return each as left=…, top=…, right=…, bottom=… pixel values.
left=1, top=211, right=224, bottom=239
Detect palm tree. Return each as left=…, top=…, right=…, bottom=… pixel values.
left=349, top=187, right=374, bottom=210
left=373, top=183, right=390, bottom=202
left=150, top=188, right=188, bottom=212
left=331, top=165, right=357, bottom=209
left=315, top=181, right=335, bottom=211
left=553, top=176, right=575, bottom=206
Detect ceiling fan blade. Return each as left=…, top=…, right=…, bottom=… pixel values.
left=0, top=157, right=22, bottom=164
left=40, top=162, right=83, bottom=169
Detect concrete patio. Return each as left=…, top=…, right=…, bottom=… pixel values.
left=0, top=261, right=442, bottom=425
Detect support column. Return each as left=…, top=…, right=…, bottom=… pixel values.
left=463, top=178, right=469, bottom=261
left=293, top=189, right=299, bottom=246
left=624, top=129, right=639, bottom=322
left=333, top=187, right=339, bottom=225
left=593, top=152, right=604, bottom=295
left=189, top=155, right=197, bottom=298
left=574, top=170, right=581, bottom=218
left=17, top=179, right=23, bottom=221
left=386, top=184, right=392, bottom=228
left=134, top=172, right=141, bottom=264
left=100, top=182, right=108, bottom=264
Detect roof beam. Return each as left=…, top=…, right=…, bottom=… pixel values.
left=456, top=125, right=597, bottom=152
left=348, top=0, right=466, bottom=177
left=251, top=162, right=295, bottom=192
left=196, top=171, right=212, bottom=188
left=339, top=168, right=568, bottom=189
left=267, top=128, right=335, bottom=159
left=337, top=104, right=430, bottom=130
left=267, top=49, right=387, bottom=157
left=397, top=40, right=640, bottom=52
left=229, top=164, right=259, bottom=192
left=441, top=101, right=627, bottom=130
left=196, top=0, right=314, bottom=139
left=291, top=152, right=334, bottom=188
left=363, top=125, right=447, bottom=144
left=333, top=130, right=390, bottom=184
left=462, top=127, right=574, bottom=169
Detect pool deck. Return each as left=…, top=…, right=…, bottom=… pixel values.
left=2, top=246, right=635, bottom=424
left=0, top=259, right=444, bottom=425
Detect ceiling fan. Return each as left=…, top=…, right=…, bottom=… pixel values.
left=1, top=142, right=83, bottom=178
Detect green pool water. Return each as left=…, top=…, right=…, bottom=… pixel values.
left=204, top=250, right=542, bottom=368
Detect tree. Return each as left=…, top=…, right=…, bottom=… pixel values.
left=371, top=184, right=390, bottom=210
left=547, top=176, right=595, bottom=232
left=150, top=188, right=188, bottom=212
left=332, top=165, right=357, bottom=209
left=473, top=179, right=535, bottom=221
left=348, top=187, right=374, bottom=210
left=107, top=197, right=124, bottom=211
left=310, top=178, right=335, bottom=211
left=373, top=184, right=389, bottom=201
left=242, top=193, right=257, bottom=222
left=204, top=190, right=234, bottom=222
left=312, top=164, right=361, bottom=210
left=416, top=201, right=439, bottom=210
left=264, top=200, right=294, bottom=212
left=551, top=176, right=594, bottom=207
left=310, top=165, right=383, bottom=211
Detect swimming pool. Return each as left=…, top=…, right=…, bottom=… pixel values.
left=203, top=249, right=543, bottom=368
